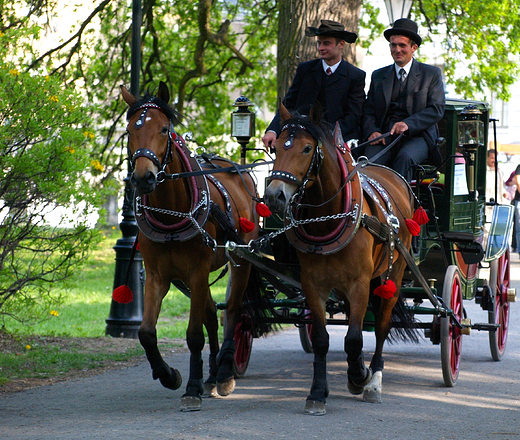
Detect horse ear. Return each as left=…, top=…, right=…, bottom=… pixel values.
left=158, top=81, right=170, bottom=104
left=333, top=121, right=345, bottom=148
left=280, top=101, right=291, bottom=122
left=309, top=101, right=323, bottom=125
left=121, top=85, right=136, bottom=106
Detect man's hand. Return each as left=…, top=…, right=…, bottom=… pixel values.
left=390, top=121, right=409, bottom=136
left=262, top=131, right=277, bottom=149
left=368, top=131, right=385, bottom=146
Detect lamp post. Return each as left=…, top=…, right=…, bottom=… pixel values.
left=231, top=96, right=256, bottom=165
left=105, top=0, right=144, bottom=338
left=384, top=0, right=413, bottom=24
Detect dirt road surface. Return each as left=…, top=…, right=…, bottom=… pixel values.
left=2, top=261, right=520, bottom=440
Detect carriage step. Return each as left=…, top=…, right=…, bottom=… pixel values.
left=470, top=322, right=500, bottom=332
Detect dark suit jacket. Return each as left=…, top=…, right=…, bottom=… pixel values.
left=266, top=59, right=366, bottom=140
left=362, top=59, right=445, bottom=150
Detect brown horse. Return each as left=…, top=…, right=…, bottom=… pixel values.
left=264, top=103, right=417, bottom=415
left=120, top=82, right=259, bottom=411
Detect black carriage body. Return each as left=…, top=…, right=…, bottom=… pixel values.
left=411, top=99, right=490, bottom=300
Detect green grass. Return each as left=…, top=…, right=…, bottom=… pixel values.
left=0, top=227, right=230, bottom=388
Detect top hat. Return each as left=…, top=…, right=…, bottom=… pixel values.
left=383, top=18, right=422, bottom=46
left=305, top=20, right=357, bottom=44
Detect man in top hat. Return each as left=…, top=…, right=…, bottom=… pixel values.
left=262, top=19, right=366, bottom=149
left=362, top=18, right=445, bottom=181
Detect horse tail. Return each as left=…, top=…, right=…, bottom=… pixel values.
left=370, top=290, right=421, bottom=344
left=242, top=266, right=278, bottom=337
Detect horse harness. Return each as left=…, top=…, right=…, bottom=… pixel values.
left=269, top=121, right=403, bottom=282
left=128, top=100, right=242, bottom=247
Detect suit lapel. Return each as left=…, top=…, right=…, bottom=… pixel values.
left=406, top=59, right=420, bottom=113
left=382, top=65, right=394, bottom=109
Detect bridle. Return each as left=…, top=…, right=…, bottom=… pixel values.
left=269, top=121, right=324, bottom=191
left=127, top=101, right=177, bottom=176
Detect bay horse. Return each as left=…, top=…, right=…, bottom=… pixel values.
left=264, top=103, right=417, bottom=415
left=120, top=82, right=260, bottom=411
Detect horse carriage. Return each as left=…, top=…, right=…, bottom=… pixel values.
left=118, top=82, right=515, bottom=415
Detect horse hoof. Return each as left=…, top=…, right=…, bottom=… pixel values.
left=216, top=377, right=235, bottom=396
left=348, top=369, right=372, bottom=395
left=304, top=400, right=326, bottom=416
left=179, top=396, right=202, bottom=412
left=363, top=371, right=382, bottom=403
left=203, top=381, right=218, bottom=398
left=159, top=368, right=182, bottom=390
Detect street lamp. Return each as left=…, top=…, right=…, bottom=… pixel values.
left=105, top=0, right=144, bottom=338
left=384, top=0, right=413, bottom=24
left=231, top=96, right=256, bottom=165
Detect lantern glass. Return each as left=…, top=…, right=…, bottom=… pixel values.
left=384, top=0, right=413, bottom=24
left=231, top=112, right=253, bottom=138
left=458, top=119, right=484, bottom=147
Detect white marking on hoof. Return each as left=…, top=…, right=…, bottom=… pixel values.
left=216, top=377, right=236, bottom=396
left=304, top=400, right=326, bottom=416
left=179, top=396, right=202, bottom=412
left=363, top=370, right=382, bottom=403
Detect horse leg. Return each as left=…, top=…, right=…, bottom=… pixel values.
left=364, top=280, right=401, bottom=403
left=303, top=288, right=329, bottom=416
left=345, top=285, right=372, bottom=396
left=216, top=263, right=251, bottom=397
left=180, top=277, right=211, bottom=411
left=138, top=276, right=182, bottom=391
left=203, top=295, right=219, bottom=398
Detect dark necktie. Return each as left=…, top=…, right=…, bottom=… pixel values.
left=399, top=68, right=406, bottom=83
left=326, top=67, right=332, bottom=75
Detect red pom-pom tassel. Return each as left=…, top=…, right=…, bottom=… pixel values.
left=239, top=217, right=255, bottom=233
left=373, top=279, right=397, bottom=299
left=405, top=218, right=421, bottom=236
left=135, top=241, right=140, bottom=251
left=256, top=202, right=272, bottom=218
left=412, top=206, right=429, bottom=225
left=113, top=285, right=134, bottom=304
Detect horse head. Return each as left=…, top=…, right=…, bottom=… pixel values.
left=264, top=102, right=325, bottom=213
left=122, top=81, right=178, bottom=195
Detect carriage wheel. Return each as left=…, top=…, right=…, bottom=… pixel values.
left=232, top=313, right=253, bottom=378
left=488, top=249, right=511, bottom=361
left=298, top=309, right=313, bottom=353
left=440, top=265, right=463, bottom=387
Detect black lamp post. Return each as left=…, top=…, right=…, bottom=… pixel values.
left=231, top=96, right=256, bottom=165
left=105, top=0, right=144, bottom=338
left=384, top=0, right=413, bottom=24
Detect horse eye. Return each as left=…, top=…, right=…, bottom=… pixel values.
left=303, top=145, right=313, bottom=154
left=161, top=127, right=169, bottom=134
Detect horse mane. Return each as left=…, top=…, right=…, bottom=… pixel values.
left=283, top=110, right=334, bottom=149
left=126, top=91, right=182, bottom=126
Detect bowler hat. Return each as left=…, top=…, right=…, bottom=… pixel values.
left=305, top=20, right=357, bottom=44
left=384, top=18, right=422, bottom=46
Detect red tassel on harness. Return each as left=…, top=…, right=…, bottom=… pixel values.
left=412, top=206, right=429, bottom=225
left=405, top=218, right=421, bottom=236
left=373, top=279, right=397, bottom=299
left=239, top=217, right=255, bottom=233
left=256, top=202, right=272, bottom=218
left=113, top=285, right=134, bottom=304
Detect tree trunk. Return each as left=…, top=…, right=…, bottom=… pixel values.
left=277, top=0, right=362, bottom=101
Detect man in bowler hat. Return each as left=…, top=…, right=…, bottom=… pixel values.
left=262, top=20, right=366, bottom=149
left=362, top=18, right=445, bottom=181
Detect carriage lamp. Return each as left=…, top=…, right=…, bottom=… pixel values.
left=231, top=96, right=256, bottom=165
left=458, top=105, right=484, bottom=199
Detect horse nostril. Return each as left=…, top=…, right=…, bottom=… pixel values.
left=145, top=171, right=156, bottom=187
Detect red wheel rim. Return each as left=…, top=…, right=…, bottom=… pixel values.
left=494, top=252, right=510, bottom=355
left=449, top=273, right=463, bottom=378
left=233, top=315, right=252, bottom=375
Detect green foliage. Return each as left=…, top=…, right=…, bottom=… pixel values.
left=0, top=26, right=107, bottom=322
left=414, top=0, right=520, bottom=100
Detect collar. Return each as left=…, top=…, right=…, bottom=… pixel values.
left=323, top=59, right=342, bottom=74
left=394, top=59, right=413, bottom=78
